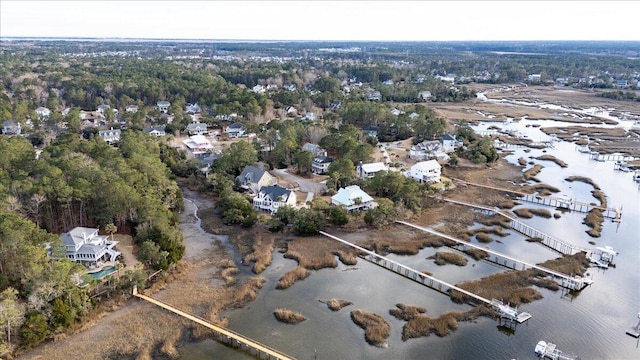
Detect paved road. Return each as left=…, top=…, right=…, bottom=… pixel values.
left=272, top=168, right=328, bottom=195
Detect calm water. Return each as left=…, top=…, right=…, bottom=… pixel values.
left=179, top=118, right=640, bottom=360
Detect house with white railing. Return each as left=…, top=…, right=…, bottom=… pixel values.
left=59, top=227, right=120, bottom=268
left=253, top=186, right=296, bottom=214
left=331, top=185, right=375, bottom=212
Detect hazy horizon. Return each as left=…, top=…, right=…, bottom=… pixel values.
left=2, top=1, right=639, bottom=42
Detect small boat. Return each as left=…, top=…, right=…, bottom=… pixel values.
left=534, top=340, right=580, bottom=359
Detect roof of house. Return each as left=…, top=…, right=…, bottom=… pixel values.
left=258, top=185, right=292, bottom=201
left=302, top=143, right=321, bottom=152
left=143, top=125, right=166, bottom=133
left=36, top=107, right=49, bottom=112
left=187, top=122, right=208, bottom=130
left=228, top=122, right=245, bottom=129
left=99, top=128, right=121, bottom=136
left=359, top=162, right=388, bottom=173
left=411, top=160, right=441, bottom=171
left=61, top=227, right=98, bottom=247
left=237, top=165, right=269, bottom=183
left=157, top=101, right=171, bottom=106
left=442, top=134, right=457, bottom=141
left=362, top=125, right=378, bottom=132
left=332, top=185, right=374, bottom=206
left=3, top=120, right=20, bottom=127
left=314, top=156, right=333, bottom=164
left=189, top=135, right=210, bottom=145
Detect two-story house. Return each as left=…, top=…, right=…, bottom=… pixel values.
left=356, top=162, right=388, bottom=179
left=253, top=185, right=297, bottom=214
left=59, top=227, right=120, bottom=268
left=236, top=165, right=278, bottom=194
left=143, top=125, right=166, bottom=137
left=99, top=128, right=121, bottom=144
left=226, top=122, right=246, bottom=138
left=331, top=185, right=375, bottom=212
left=185, top=103, right=201, bottom=114
left=35, top=107, right=51, bottom=119
left=441, top=134, right=463, bottom=153
left=187, top=122, right=208, bottom=135
left=312, top=156, right=333, bottom=175
left=302, top=143, right=327, bottom=158
left=2, top=121, right=21, bottom=135
left=405, top=160, right=441, bottom=184
left=182, top=135, right=213, bottom=157
left=157, top=101, right=171, bottom=114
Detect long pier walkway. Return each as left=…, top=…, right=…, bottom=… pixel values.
left=450, top=178, right=620, bottom=219
left=133, top=287, right=296, bottom=360
left=320, top=231, right=532, bottom=323
left=440, top=197, right=587, bottom=255
left=396, top=222, right=593, bottom=291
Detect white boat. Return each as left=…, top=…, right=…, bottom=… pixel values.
left=534, top=340, right=580, bottom=359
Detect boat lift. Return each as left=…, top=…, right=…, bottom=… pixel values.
left=587, top=246, right=618, bottom=269
left=534, top=340, right=581, bottom=360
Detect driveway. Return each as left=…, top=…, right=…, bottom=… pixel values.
left=272, top=168, right=328, bottom=195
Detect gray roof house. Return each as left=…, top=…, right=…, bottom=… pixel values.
left=143, top=125, right=166, bottom=137
left=253, top=185, right=297, bottom=214
left=236, top=165, right=278, bottom=194
left=2, top=121, right=21, bottom=135
left=302, top=143, right=327, bottom=158
left=226, top=122, right=246, bottom=138
left=60, top=227, right=120, bottom=268
left=187, top=122, right=208, bottom=135
left=312, top=156, right=333, bottom=175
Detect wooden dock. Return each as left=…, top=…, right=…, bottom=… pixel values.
left=450, top=178, right=620, bottom=219
left=133, top=287, right=296, bottom=360
left=440, top=197, right=587, bottom=255
left=589, top=152, right=640, bottom=162
left=397, top=221, right=593, bottom=291
left=320, top=231, right=532, bottom=323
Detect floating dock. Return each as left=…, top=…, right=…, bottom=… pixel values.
left=626, top=312, right=640, bottom=338
left=320, top=231, right=532, bottom=323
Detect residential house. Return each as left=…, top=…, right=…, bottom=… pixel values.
left=236, top=165, right=278, bottom=194
left=196, top=152, right=221, bottom=175
left=330, top=102, right=341, bottom=111
left=312, top=156, right=333, bottom=175
left=2, top=121, right=21, bottom=135
left=266, top=84, right=279, bottom=91
left=59, top=227, right=120, bottom=267
left=419, top=91, right=432, bottom=101
left=410, top=140, right=447, bottom=161
left=408, top=112, right=420, bottom=120
left=182, top=135, right=214, bottom=157
left=98, top=128, right=121, bottom=144
left=362, top=125, right=378, bottom=138
left=96, top=104, right=111, bottom=116
left=226, top=122, right=246, bottom=138
left=302, top=143, right=327, bottom=157
left=331, top=185, right=375, bottom=212
left=304, top=112, right=318, bottom=121
left=368, top=91, right=382, bottom=101
left=284, top=84, right=297, bottom=91
left=143, top=125, right=166, bottom=137
left=215, top=113, right=237, bottom=121
left=406, top=160, right=441, bottom=184
left=528, top=74, right=542, bottom=83
left=253, top=185, right=297, bottom=214
left=615, top=79, right=628, bottom=88
left=252, top=85, right=265, bottom=94
left=441, top=134, right=463, bottom=153
left=35, top=107, right=51, bottom=119
left=185, top=103, right=201, bottom=114
left=187, top=122, right=208, bottom=135
left=125, top=105, right=139, bottom=113
left=285, top=106, right=298, bottom=116
left=390, top=108, right=401, bottom=116
left=383, top=79, right=394, bottom=85
left=157, top=101, right=171, bottom=114
left=356, top=162, right=388, bottom=179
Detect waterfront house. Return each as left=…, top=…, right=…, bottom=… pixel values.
left=236, top=165, right=278, bottom=194
left=60, top=227, right=120, bottom=268
left=406, top=160, right=441, bottom=183
left=331, top=185, right=375, bottom=212
left=253, top=185, right=296, bottom=214
left=441, top=134, right=463, bottom=153
left=182, top=134, right=213, bottom=157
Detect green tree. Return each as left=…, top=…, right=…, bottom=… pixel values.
left=293, top=150, right=313, bottom=176
left=0, top=287, right=24, bottom=352
left=50, top=298, right=72, bottom=329
left=104, top=223, right=117, bottom=241
left=19, top=311, right=48, bottom=349
left=327, top=206, right=349, bottom=226
left=292, top=208, right=326, bottom=235
left=364, top=198, right=397, bottom=228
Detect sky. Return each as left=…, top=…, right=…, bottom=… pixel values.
left=1, top=1, right=639, bottom=42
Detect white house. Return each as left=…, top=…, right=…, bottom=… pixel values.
left=236, top=165, right=278, bottom=194
left=185, top=103, right=201, bottom=114
left=419, top=91, right=432, bottom=101
left=331, top=185, right=375, bottom=212
left=125, top=105, right=139, bottom=113
left=35, top=107, right=51, bottom=119
left=252, top=85, right=265, bottom=94
left=410, top=140, right=446, bottom=161
left=2, top=121, right=21, bottom=135
left=441, top=134, right=463, bottom=153
left=98, top=128, right=121, bottom=144
left=362, top=125, right=378, bottom=138
left=143, top=125, right=166, bottom=137
left=187, top=122, right=208, bottom=135
left=182, top=135, right=213, bottom=157
left=406, top=160, right=441, bottom=184
left=390, top=108, right=401, bottom=116
left=356, top=162, right=388, bottom=179
left=304, top=112, right=318, bottom=121
left=312, top=156, right=333, bottom=175
left=253, top=186, right=297, bottom=214
left=302, top=143, right=327, bottom=158
left=96, top=104, right=111, bottom=116
left=226, top=122, right=246, bottom=138
left=157, top=101, right=171, bottom=114
left=59, top=227, right=120, bottom=267
left=528, top=74, right=542, bottom=83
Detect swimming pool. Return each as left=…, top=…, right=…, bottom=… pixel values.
left=88, top=265, right=117, bottom=280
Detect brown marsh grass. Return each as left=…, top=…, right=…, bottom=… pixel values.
left=495, top=199, right=519, bottom=209
left=468, top=225, right=509, bottom=237
left=431, top=252, right=468, bottom=266
left=513, top=208, right=534, bottom=218
left=523, top=164, right=543, bottom=181
left=283, top=236, right=356, bottom=270
left=565, top=176, right=601, bottom=190
left=325, top=299, right=353, bottom=311
left=518, top=157, right=527, bottom=166
left=591, top=189, right=607, bottom=207
left=389, top=303, right=427, bottom=321
left=464, top=248, right=489, bottom=260
left=524, top=183, right=561, bottom=194
left=350, top=309, right=391, bottom=347
left=276, top=266, right=311, bottom=289
left=273, top=308, right=307, bottom=324
left=242, top=231, right=275, bottom=274
left=584, top=209, right=604, bottom=238
left=534, top=154, right=568, bottom=168
left=474, top=232, right=494, bottom=243
left=451, top=269, right=544, bottom=306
